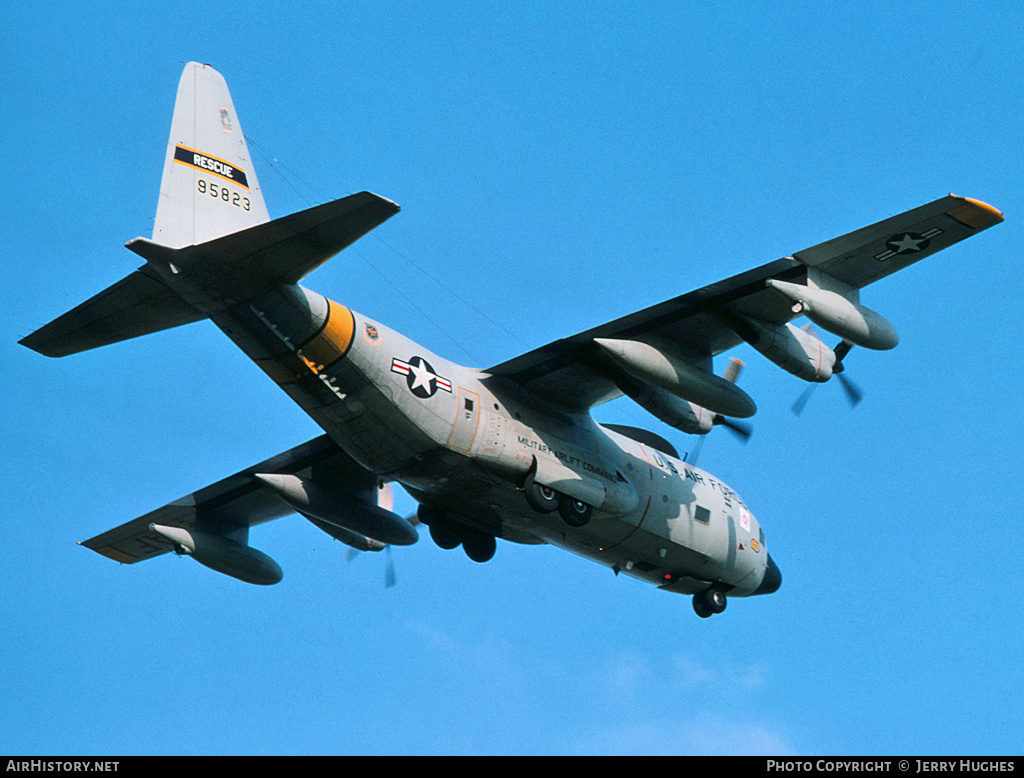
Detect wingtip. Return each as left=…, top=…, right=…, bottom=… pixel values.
left=947, top=195, right=1004, bottom=229
left=18, top=332, right=64, bottom=358
left=363, top=191, right=401, bottom=213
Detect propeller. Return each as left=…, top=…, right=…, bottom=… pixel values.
left=713, top=415, right=753, bottom=441
left=722, top=355, right=743, bottom=384
left=345, top=544, right=398, bottom=588
left=384, top=545, right=397, bottom=588
left=791, top=339, right=863, bottom=415
left=717, top=358, right=753, bottom=441
left=344, top=482, right=417, bottom=588
left=378, top=481, right=394, bottom=512
left=687, top=358, right=753, bottom=463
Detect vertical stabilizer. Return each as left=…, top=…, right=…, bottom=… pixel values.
left=153, top=62, right=270, bottom=247
left=20, top=63, right=399, bottom=358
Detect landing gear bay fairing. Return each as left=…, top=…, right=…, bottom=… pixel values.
left=21, top=63, right=1003, bottom=617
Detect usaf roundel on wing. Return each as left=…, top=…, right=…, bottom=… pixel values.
left=391, top=356, right=453, bottom=398
left=875, top=227, right=944, bottom=261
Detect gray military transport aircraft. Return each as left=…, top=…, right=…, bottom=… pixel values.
left=20, top=63, right=1004, bottom=617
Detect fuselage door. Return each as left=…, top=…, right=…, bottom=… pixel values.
left=447, top=388, right=481, bottom=452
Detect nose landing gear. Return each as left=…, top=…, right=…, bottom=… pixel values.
left=693, top=587, right=727, bottom=618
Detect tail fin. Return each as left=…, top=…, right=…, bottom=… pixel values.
left=21, top=62, right=266, bottom=357
left=20, top=63, right=399, bottom=358
left=21, top=64, right=266, bottom=357
left=153, top=62, right=270, bottom=247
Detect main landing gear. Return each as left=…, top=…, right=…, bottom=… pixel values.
left=692, top=587, right=727, bottom=618
left=523, top=473, right=593, bottom=527
left=419, top=507, right=497, bottom=563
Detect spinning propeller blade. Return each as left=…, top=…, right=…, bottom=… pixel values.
left=344, top=483, right=414, bottom=587
left=688, top=358, right=752, bottom=462
left=791, top=384, right=817, bottom=416
left=791, top=340, right=862, bottom=415
left=384, top=545, right=397, bottom=589
left=715, top=415, right=753, bottom=441
left=837, top=373, right=863, bottom=407
left=717, top=358, right=753, bottom=440
left=723, top=357, right=744, bottom=384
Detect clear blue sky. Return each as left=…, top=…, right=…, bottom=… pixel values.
left=3, top=0, right=1022, bottom=756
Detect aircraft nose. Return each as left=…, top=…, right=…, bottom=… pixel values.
left=753, top=553, right=782, bottom=595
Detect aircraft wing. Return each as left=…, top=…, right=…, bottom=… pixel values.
left=485, top=195, right=1003, bottom=409
left=80, top=434, right=370, bottom=564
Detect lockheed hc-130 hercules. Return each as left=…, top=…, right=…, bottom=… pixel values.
left=20, top=63, right=1003, bottom=617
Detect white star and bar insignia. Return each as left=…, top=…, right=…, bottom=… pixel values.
left=391, top=356, right=453, bottom=398
left=875, top=228, right=943, bottom=261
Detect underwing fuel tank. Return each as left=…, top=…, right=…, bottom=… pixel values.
left=594, top=338, right=757, bottom=418
left=766, top=278, right=899, bottom=350
left=254, top=473, right=419, bottom=546
left=149, top=524, right=283, bottom=585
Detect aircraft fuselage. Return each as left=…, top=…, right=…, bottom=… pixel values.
left=208, top=280, right=780, bottom=603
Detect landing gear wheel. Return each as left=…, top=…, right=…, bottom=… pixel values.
left=417, top=505, right=442, bottom=526
left=558, top=497, right=593, bottom=527
left=429, top=521, right=461, bottom=550
left=693, top=587, right=727, bottom=618
left=707, top=588, right=727, bottom=614
left=523, top=473, right=560, bottom=513
left=462, top=532, right=497, bottom=563
left=693, top=595, right=711, bottom=619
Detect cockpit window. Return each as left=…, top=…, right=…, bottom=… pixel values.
left=695, top=505, right=711, bottom=524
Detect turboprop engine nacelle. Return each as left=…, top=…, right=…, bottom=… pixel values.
left=766, top=278, right=898, bottom=350
left=304, top=515, right=388, bottom=552
left=594, top=338, right=756, bottom=418
left=254, top=473, right=419, bottom=547
left=149, top=524, right=283, bottom=585
left=620, top=381, right=715, bottom=435
left=731, top=316, right=836, bottom=383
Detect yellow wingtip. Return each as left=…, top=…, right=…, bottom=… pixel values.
left=948, top=196, right=1004, bottom=229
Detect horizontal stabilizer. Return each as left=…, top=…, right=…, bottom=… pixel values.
left=22, top=192, right=399, bottom=357
left=80, top=434, right=376, bottom=566
left=129, top=191, right=400, bottom=307
left=19, top=269, right=204, bottom=357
